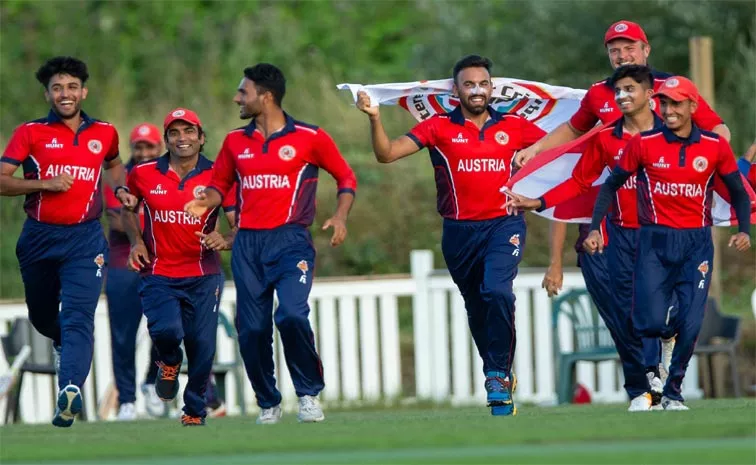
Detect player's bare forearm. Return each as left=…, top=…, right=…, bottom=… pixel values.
left=107, top=209, right=125, bottom=232
left=0, top=174, right=46, bottom=196
left=549, top=222, right=568, bottom=266
left=104, top=158, right=126, bottom=189
left=122, top=209, right=145, bottom=247
left=369, top=115, right=394, bottom=163
left=203, top=187, right=224, bottom=209
left=333, top=192, right=355, bottom=220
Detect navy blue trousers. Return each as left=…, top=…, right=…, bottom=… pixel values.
left=232, top=225, right=324, bottom=409
left=442, top=215, right=525, bottom=375
left=16, top=218, right=107, bottom=390
left=633, top=226, right=713, bottom=401
left=105, top=267, right=143, bottom=404
left=140, top=274, right=221, bottom=417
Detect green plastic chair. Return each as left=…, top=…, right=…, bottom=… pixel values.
left=552, top=289, right=618, bottom=404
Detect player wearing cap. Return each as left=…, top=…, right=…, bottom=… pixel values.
left=506, top=65, right=667, bottom=410
left=585, top=76, right=751, bottom=410
left=0, top=56, right=136, bottom=427
left=357, top=55, right=547, bottom=416
left=185, top=63, right=357, bottom=425
left=515, top=20, right=731, bottom=385
left=103, top=123, right=163, bottom=420
left=124, top=108, right=235, bottom=426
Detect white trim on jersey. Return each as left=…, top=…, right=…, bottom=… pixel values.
left=435, top=147, right=460, bottom=220
left=286, top=165, right=309, bottom=223
left=199, top=206, right=219, bottom=276
left=79, top=166, right=103, bottom=223
left=28, top=155, right=43, bottom=220
left=143, top=203, right=159, bottom=273
left=294, top=125, right=318, bottom=135
left=701, top=172, right=715, bottom=227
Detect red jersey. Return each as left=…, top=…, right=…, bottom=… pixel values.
left=749, top=165, right=756, bottom=191
left=407, top=106, right=546, bottom=220
left=543, top=115, right=665, bottom=229
left=618, top=125, right=739, bottom=229
left=569, top=70, right=723, bottom=133
left=208, top=114, right=357, bottom=230
left=1, top=110, right=120, bottom=225
left=128, top=154, right=226, bottom=278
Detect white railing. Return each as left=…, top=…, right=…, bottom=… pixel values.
left=0, top=250, right=702, bottom=424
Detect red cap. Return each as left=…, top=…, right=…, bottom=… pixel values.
left=653, top=76, right=699, bottom=103
left=163, top=108, right=202, bottom=131
left=129, top=123, right=161, bottom=145
left=604, top=21, right=648, bottom=45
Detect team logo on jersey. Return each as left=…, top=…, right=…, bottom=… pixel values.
left=665, top=78, right=680, bottom=88
left=88, top=139, right=103, bottom=154
left=237, top=148, right=255, bottom=159
left=615, top=148, right=624, bottom=160
left=693, top=156, right=708, bottom=173
left=193, top=185, right=206, bottom=199
left=697, top=260, right=709, bottom=289
left=509, top=234, right=521, bottom=256
left=495, top=131, right=509, bottom=145
left=45, top=138, right=64, bottom=149
left=278, top=145, right=296, bottom=161
left=653, top=156, right=670, bottom=169
left=94, top=253, right=105, bottom=278
left=599, top=101, right=614, bottom=114
left=451, top=132, right=468, bottom=144
left=297, top=260, right=309, bottom=284
left=614, top=23, right=629, bottom=33
left=171, top=109, right=186, bottom=117
left=150, top=184, right=168, bottom=195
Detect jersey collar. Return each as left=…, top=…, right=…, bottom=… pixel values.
left=611, top=112, right=664, bottom=139
left=661, top=123, right=702, bottom=144
left=45, top=109, right=95, bottom=126
left=243, top=112, right=297, bottom=139
left=448, top=105, right=502, bottom=126
left=156, top=153, right=213, bottom=175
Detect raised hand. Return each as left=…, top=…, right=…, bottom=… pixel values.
left=356, top=90, right=379, bottom=117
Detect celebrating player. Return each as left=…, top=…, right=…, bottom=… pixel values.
left=585, top=76, right=751, bottom=410
left=0, top=56, right=135, bottom=427
left=357, top=55, right=546, bottom=416
left=184, top=63, right=357, bottom=424
left=124, top=108, right=232, bottom=426
left=506, top=65, right=664, bottom=410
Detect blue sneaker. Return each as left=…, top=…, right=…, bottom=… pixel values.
left=52, top=384, right=82, bottom=427
left=485, top=371, right=517, bottom=416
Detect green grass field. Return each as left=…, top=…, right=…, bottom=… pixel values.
left=1, top=399, right=755, bottom=465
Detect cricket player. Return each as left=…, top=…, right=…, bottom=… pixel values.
left=0, top=56, right=135, bottom=427
left=104, top=122, right=163, bottom=420
left=124, top=108, right=233, bottom=426
left=506, top=65, right=664, bottom=410
left=585, top=76, right=751, bottom=410
left=515, top=20, right=730, bottom=385
left=357, top=55, right=547, bottom=416
left=184, top=63, right=357, bottom=424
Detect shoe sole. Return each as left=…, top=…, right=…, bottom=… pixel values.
left=491, top=405, right=517, bottom=416
left=297, top=414, right=325, bottom=423
left=52, top=386, right=82, bottom=428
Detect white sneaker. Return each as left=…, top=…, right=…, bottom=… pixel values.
left=661, top=396, right=689, bottom=411
left=660, top=336, right=676, bottom=384
left=116, top=402, right=137, bottom=421
left=256, top=405, right=282, bottom=424
left=647, top=372, right=663, bottom=410
left=297, top=395, right=325, bottom=423
left=141, top=383, right=167, bottom=418
left=628, top=393, right=652, bottom=412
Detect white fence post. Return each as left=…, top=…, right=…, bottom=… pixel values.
left=410, top=250, right=434, bottom=400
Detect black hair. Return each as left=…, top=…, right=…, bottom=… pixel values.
left=243, top=63, right=286, bottom=106
left=608, top=64, right=653, bottom=90
left=452, top=55, right=493, bottom=84
left=35, top=56, right=89, bottom=89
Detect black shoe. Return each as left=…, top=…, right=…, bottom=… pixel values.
left=155, top=361, right=181, bottom=401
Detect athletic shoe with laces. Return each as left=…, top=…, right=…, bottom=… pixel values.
left=627, top=392, right=652, bottom=412
left=661, top=396, right=689, bottom=411
left=155, top=361, right=181, bottom=401
left=141, top=383, right=167, bottom=418
left=256, top=405, right=282, bottom=424
left=52, top=384, right=83, bottom=427
left=485, top=371, right=517, bottom=416
left=181, top=414, right=206, bottom=426
left=647, top=372, right=664, bottom=409
left=116, top=402, right=137, bottom=421
left=297, top=395, right=325, bottom=423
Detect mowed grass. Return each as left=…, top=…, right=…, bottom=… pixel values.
left=1, top=399, right=755, bottom=465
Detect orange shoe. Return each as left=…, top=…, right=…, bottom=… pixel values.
left=181, top=414, right=206, bottom=426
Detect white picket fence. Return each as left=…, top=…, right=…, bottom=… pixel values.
left=0, top=250, right=702, bottom=424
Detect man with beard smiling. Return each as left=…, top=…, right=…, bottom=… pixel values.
left=184, top=64, right=357, bottom=425
left=505, top=65, right=665, bottom=411
left=585, top=76, right=751, bottom=410
left=0, top=56, right=135, bottom=427
left=356, top=55, right=546, bottom=416
left=124, top=108, right=232, bottom=426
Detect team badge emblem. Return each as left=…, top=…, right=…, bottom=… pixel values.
left=88, top=139, right=103, bottom=154
left=697, top=261, right=709, bottom=278
left=279, top=145, right=296, bottom=161
left=297, top=260, right=309, bottom=284
left=171, top=109, right=186, bottom=117
left=693, top=156, right=708, bottom=173
left=193, top=185, right=206, bottom=199
left=94, top=253, right=105, bottom=277
left=138, top=125, right=151, bottom=136
left=665, top=78, right=679, bottom=88
left=495, top=131, right=509, bottom=146
left=614, top=23, right=628, bottom=33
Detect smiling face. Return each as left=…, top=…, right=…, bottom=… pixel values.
left=233, top=77, right=265, bottom=120
left=165, top=120, right=204, bottom=159
left=131, top=142, right=162, bottom=164
left=453, top=66, right=492, bottom=116
left=613, top=76, right=653, bottom=116
left=606, top=38, right=650, bottom=69
left=659, top=96, right=697, bottom=132
left=45, top=73, right=87, bottom=119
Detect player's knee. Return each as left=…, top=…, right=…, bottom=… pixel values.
left=151, top=321, right=183, bottom=345
left=482, top=286, right=515, bottom=306
left=274, top=307, right=308, bottom=331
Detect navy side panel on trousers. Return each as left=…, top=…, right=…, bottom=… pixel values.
left=105, top=267, right=143, bottom=404
left=579, top=249, right=647, bottom=399
left=140, top=273, right=221, bottom=417
left=441, top=214, right=525, bottom=376
left=606, top=222, right=662, bottom=369
left=232, top=225, right=323, bottom=409
left=16, top=218, right=107, bottom=390
left=633, top=225, right=713, bottom=401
